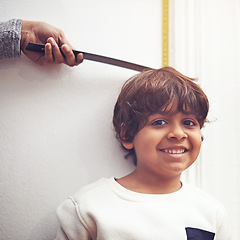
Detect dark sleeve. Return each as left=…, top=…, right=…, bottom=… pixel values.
left=0, top=19, right=22, bottom=60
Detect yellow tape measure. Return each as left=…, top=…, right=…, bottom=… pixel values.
left=162, top=0, right=169, bottom=67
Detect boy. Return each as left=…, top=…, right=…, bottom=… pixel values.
left=55, top=67, right=230, bottom=240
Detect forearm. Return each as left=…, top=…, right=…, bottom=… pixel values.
left=0, top=19, right=83, bottom=66
left=0, top=19, right=22, bottom=59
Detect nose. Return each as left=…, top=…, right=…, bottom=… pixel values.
left=167, top=123, right=187, bottom=140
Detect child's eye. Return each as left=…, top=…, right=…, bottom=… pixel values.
left=183, top=119, right=197, bottom=126
left=151, top=119, right=167, bottom=126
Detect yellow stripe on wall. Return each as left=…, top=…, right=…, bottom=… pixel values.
left=162, top=0, right=169, bottom=67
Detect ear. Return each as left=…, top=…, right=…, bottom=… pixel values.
left=120, top=123, right=134, bottom=150
left=122, top=141, right=134, bottom=150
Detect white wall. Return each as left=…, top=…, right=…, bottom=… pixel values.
left=0, top=1, right=161, bottom=239
left=171, top=1, right=240, bottom=239
left=200, top=2, right=240, bottom=238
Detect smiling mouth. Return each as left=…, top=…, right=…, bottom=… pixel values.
left=159, top=148, right=188, bottom=154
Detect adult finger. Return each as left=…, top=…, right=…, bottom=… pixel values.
left=61, top=44, right=77, bottom=67
left=53, top=34, right=83, bottom=66
left=76, top=53, right=84, bottom=65
left=47, top=37, right=65, bottom=64
left=44, top=43, right=54, bottom=64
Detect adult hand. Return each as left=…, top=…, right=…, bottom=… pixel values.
left=20, top=20, right=83, bottom=67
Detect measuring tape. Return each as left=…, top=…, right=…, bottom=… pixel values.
left=162, top=0, right=169, bottom=67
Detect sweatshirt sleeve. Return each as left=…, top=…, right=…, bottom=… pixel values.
left=55, top=197, right=91, bottom=240
left=215, top=205, right=232, bottom=240
left=0, top=19, right=22, bottom=60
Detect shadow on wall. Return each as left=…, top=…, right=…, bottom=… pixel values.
left=0, top=56, right=67, bottom=82
left=28, top=212, right=59, bottom=240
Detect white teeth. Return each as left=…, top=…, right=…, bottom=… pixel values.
left=161, top=149, right=185, bottom=154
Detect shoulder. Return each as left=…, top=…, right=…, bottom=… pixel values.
left=186, top=184, right=221, bottom=202
left=57, top=177, right=114, bottom=217
left=184, top=183, right=226, bottom=213
left=71, top=177, right=113, bottom=203
left=56, top=178, right=114, bottom=235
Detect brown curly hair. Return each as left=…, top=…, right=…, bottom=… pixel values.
left=113, top=67, right=209, bottom=164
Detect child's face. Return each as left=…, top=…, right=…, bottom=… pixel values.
left=122, top=109, right=202, bottom=180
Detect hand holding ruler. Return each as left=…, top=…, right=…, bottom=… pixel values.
left=26, top=42, right=153, bottom=72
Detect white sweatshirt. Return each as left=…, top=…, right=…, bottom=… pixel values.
left=55, top=177, right=230, bottom=240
